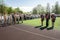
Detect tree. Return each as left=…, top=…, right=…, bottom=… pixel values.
left=58, top=6, right=60, bottom=14
left=46, top=3, right=50, bottom=13
left=14, top=7, right=20, bottom=12
left=37, top=5, right=45, bottom=14
left=52, top=6, right=55, bottom=13
left=0, top=4, right=5, bottom=15
left=32, top=8, right=37, bottom=14
left=55, top=1, right=59, bottom=14
left=14, top=7, right=23, bottom=13
left=52, top=1, right=60, bottom=14
left=19, top=11, right=23, bottom=13
left=7, top=7, right=13, bottom=14
left=0, top=0, right=6, bottom=15
left=32, top=4, right=45, bottom=14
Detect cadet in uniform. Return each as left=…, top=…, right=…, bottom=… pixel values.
left=40, top=14, right=44, bottom=26
left=35, top=14, right=44, bottom=28
left=12, top=13, right=15, bottom=24
left=45, top=13, right=50, bottom=27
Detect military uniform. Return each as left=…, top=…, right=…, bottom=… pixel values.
left=45, top=13, right=50, bottom=27
left=51, top=13, right=56, bottom=27
left=12, top=14, right=15, bottom=24
left=41, top=14, right=44, bottom=26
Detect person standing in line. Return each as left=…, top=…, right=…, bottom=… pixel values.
left=40, top=14, right=44, bottom=27
left=12, top=13, right=15, bottom=24
left=21, top=14, right=24, bottom=23
left=19, top=13, right=23, bottom=23
left=45, top=13, right=50, bottom=28
left=35, top=14, right=44, bottom=28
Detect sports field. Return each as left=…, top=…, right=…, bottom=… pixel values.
left=22, top=17, right=60, bottom=30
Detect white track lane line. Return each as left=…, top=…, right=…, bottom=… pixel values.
left=9, top=26, right=59, bottom=40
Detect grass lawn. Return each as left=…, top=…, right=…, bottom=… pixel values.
left=22, top=17, right=60, bottom=30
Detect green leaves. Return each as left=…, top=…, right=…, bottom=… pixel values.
left=32, top=4, right=45, bottom=14
left=7, top=7, right=13, bottom=14
left=52, top=1, right=60, bottom=14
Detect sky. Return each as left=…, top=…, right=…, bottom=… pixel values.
left=3, top=0, right=60, bottom=12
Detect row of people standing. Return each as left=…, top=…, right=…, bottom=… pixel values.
left=11, top=13, right=23, bottom=24
left=40, top=12, right=56, bottom=30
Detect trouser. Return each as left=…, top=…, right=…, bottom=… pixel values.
left=20, top=17, right=23, bottom=23
left=21, top=18, right=23, bottom=23
left=41, top=19, right=44, bottom=26
left=12, top=18, right=15, bottom=24
left=16, top=17, right=20, bottom=24
left=46, top=19, right=49, bottom=27
left=52, top=22, right=54, bottom=27
left=52, top=19, right=55, bottom=27
left=41, top=21, right=43, bottom=26
left=17, top=18, right=19, bottom=24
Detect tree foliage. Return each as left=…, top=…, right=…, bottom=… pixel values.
left=32, top=8, right=37, bottom=14
left=55, top=1, right=59, bottom=14
left=52, top=1, right=60, bottom=14
left=46, top=3, right=50, bottom=13
left=14, top=7, right=23, bottom=13
left=32, top=4, right=45, bottom=14
left=7, top=7, right=13, bottom=14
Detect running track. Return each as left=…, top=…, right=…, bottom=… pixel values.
left=0, top=24, right=60, bottom=40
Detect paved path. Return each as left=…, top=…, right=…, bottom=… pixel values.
left=0, top=24, right=60, bottom=40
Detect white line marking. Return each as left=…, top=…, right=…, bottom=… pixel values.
left=9, top=26, right=59, bottom=40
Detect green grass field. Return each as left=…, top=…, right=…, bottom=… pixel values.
left=22, top=17, right=60, bottom=30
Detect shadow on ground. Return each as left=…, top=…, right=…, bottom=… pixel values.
left=35, top=25, right=42, bottom=28
left=40, top=26, right=54, bottom=30
left=35, top=25, right=54, bottom=30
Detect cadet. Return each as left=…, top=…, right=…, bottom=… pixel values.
left=51, top=13, right=56, bottom=28
left=40, top=14, right=44, bottom=26
left=12, top=13, right=15, bottom=24
left=35, top=14, right=44, bottom=28
left=45, top=13, right=50, bottom=28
